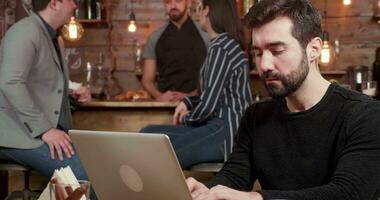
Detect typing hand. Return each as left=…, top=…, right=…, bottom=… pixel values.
left=41, top=128, right=75, bottom=161
left=191, top=184, right=263, bottom=200
left=71, top=86, right=92, bottom=103
left=173, top=102, right=190, bottom=125
left=51, top=178, right=88, bottom=200
left=186, top=177, right=209, bottom=199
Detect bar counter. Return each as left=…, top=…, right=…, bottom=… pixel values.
left=72, top=101, right=178, bottom=132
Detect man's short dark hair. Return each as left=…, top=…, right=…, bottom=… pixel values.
left=245, top=0, right=322, bottom=48
left=33, top=0, right=62, bottom=12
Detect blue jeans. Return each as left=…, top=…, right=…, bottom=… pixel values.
left=140, top=118, right=228, bottom=169
left=0, top=144, right=97, bottom=200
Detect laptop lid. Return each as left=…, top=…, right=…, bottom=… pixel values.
left=69, top=130, right=192, bottom=200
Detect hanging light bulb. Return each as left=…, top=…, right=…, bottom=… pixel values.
left=127, top=0, right=137, bottom=33
left=62, top=17, right=84, bottom=42
left=128, top=12, right=137, bottom=32
left=343, top=0, right=351, bottom=6
left=320, top=31, right=331, bottom=64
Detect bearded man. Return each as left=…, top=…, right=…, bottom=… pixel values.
left=186, top=0, right=380, bottom=199
left=142, top=0, right=209, bottom=101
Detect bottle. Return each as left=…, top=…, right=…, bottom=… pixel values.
left=75, top=0, right=85, bottom=19
left=372, top=47, right=380, bottom=97
left=89, top=52, right=105, bottom=99
left=134, top=43, right=142, bottom=73
left=85, top=62, right=93, bottom=87
left=95, top=0, right=102, bottom=20
left=86, top=0, right=97, bottom=19
left=91, top=0, right=98, bottom=19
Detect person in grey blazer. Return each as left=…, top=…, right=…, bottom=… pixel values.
left=0, top=0, right=96, bottom=199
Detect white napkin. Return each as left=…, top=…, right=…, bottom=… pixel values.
left=37, top=166, right=85, bottom=200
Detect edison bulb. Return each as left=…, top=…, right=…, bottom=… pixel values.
left=320, top=41, right=331, bottom=64
left=62, top=17, right=84, bottom=42
left=343, top=0, right=351, bottom=5
left=128, top=20, right=137, bottom=32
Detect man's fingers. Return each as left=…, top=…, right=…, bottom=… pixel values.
left=54, top=143, right=64, bottom=161
left=64, top=133, right=73, bottom=143
left=62, top=140, right=75, bottom=157
left=54, top=185, right=66, bottom=200
left=65, top=186, right=74, bottom=196
left=48, top=144, right=55, bottom=160
left=67, top=187, right=86, bottom=200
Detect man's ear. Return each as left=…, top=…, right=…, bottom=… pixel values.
left=307, top=37, right=322, bottom=61
left=49, top=0, right=57, bottom=10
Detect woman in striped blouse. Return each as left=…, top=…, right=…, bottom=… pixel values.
left=141, top=0, right=253, bottom=169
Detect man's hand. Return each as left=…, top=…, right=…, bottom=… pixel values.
left=186, top=177, right=209, bottom=199
left=173, top=102, right=190, bottom=125
left=51, top=178, right=88, bottom=200
left=157, top=91, right=181, bottom=101
left=71, top=86, right=91, bottom=103
left=41, top=128, right=75, bottom=161
left=192, top=184, right=263, bottom=200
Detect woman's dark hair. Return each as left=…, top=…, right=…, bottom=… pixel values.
left=244, top=0, right=322, bottom=48
left=202, top=0, right=245, bottom=48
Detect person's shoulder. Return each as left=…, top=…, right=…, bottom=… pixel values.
left=2, top=15, right=39, bottom=42
left=148, top=22, right=169, bottom=39
left=6, top=15, right=37, bottom=33
left=332, top=84, right=380, bottom=118
left=211, top=33, right=240, bottom=51
left=332, top=84, right=380, bottom=106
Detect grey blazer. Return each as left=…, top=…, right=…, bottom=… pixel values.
left=0, top=13, right=71, bottom=149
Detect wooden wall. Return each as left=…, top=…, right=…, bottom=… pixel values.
left=2, top=0, right=380, bottom=95
left=310, top=0, right=380, bottom=71
left=65, top=0, right=380, bottom=96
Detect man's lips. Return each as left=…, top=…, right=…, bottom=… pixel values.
left=265, top=77, right=279, bottom=82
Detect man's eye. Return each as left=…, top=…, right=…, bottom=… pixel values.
left=253, top=51, right=262, bottom=57
left=272, top=50, right=284, bottom=56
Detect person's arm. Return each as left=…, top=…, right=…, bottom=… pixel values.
left=182, top=46, right=231, bottom=126
left=256, top=102, right=380, bottom=200
left=0, top=24, right=52, bottom=137
left=141, top=59, right=162, bottom=99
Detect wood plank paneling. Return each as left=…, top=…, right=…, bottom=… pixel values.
left=65, top=0, right=380, bottom=95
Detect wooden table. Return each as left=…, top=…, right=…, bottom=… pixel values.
left=72, top=101, right=178, bottom=132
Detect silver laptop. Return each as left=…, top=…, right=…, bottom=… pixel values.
left=69, top=130, right=193, bottom=200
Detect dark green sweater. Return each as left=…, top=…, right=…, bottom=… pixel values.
left=208, top=83, right=380, bottom=200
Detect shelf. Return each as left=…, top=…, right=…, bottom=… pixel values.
left=79, top=100, right=178, bottom=108
left=77, top=19, right=108, bottom=28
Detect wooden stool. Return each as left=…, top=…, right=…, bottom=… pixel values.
left=189, top=162, right=224, bottom=173
left=0, top=161, right=40, bottom=200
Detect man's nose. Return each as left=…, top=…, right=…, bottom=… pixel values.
left=168, top=0, right=176, bottom=8
left=258, top=52, right=274, bottom=72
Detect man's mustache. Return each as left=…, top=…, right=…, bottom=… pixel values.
left=261, top=71, right=280, bottom=80
left=169, top=9, right=180, bottom=13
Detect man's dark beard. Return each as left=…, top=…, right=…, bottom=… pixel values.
left=261, top=53, right=309, bottom=98
left=169, top=9, right=187, bottom=22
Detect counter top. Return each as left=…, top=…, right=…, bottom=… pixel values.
left=78, top=100, right=178, bottom=108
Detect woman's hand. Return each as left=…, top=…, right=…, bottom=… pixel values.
left=173, top=102, right=190, bottom=125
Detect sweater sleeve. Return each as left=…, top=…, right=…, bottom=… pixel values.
left=182, top=46, right=231, bottom=126
left=206, top=106, right=257, bottom=191
left=259, top=101, right=380, bottom=200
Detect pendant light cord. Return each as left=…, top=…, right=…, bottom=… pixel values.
left=324, top=0, right=327, bottom=31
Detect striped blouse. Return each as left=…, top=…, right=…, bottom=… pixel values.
left=182, top=32, right=253, bottom=153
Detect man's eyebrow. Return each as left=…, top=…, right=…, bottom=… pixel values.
left=252, top=42, right=286, bottom=50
